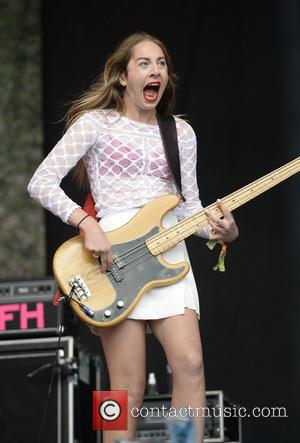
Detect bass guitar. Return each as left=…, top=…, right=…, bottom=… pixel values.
left=53, top=157, right=300, bottom=327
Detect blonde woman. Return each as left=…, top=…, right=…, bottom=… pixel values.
left=28, top=32, right=238, bottom=442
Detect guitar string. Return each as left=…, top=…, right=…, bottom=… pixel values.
left=81, top=247, right=182, bottom=306
left=86, top=158, right=300, bottom=264
left=84, top=159, right=300, bottom=284
left=149, top=159, right=300, bottom=246
left=80, top=159, right=300, bottom=289
left=73, top=159, right=300, bottom=297
left=221, top=158, right=300, bottom=211
left=72, top=250, right=153, bottom=301
left=148, top=159, right=300, bottom=251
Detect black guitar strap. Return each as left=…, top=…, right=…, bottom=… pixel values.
left=156, top=113, right=186, bottom=202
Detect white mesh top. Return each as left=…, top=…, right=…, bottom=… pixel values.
left=27, top=108, right=210, bottom=238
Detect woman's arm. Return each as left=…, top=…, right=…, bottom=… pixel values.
left=176, top=118, right=238, bottom=242
left=27, top=112, right=98, bottom=224
left=28, top=111, right=113, bottom=270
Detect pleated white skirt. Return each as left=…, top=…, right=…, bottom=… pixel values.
left=99, top=208, right=200, bottom=321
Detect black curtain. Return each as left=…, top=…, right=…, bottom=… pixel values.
left=42, top=1, right=300, bottom=441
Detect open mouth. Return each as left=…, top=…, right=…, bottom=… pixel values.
left=143, top=82, right=161, bottom=103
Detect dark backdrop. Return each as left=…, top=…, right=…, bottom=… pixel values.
left=42, top=1, right=300, bottom=441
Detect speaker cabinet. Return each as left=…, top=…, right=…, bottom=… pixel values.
left=0, top=336, right=74, bottom=443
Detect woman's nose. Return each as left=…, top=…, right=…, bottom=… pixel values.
left=150, top=62, right=160, bottom=76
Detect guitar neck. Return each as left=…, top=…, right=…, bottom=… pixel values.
left=146, top=156, right=300, bottom=255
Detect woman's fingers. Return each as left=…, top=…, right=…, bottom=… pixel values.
left=205, top=199, right=239, bottom=242
left=99, top=249, right=113, bottom=273
left=208, top=225, right=226, bottom=241
left=91, top=247, right=113, bottom=273
left=84, top=230, right=113, bottom=272
left=108, top=249, right=113, bottom=269
left=205, top=208, right=225, bottom=238
left=100, top=252, right=108, bottom=272
left=217, top=198, right=231, bottom=219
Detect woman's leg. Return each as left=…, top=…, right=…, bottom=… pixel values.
left=149, top=308, right=206, bottom=442
left=92, top=319, right=147, bottom=443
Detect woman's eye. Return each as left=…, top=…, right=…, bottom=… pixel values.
left=159, top=60, right=166, bottom=66
left=139, top=62, right=148, bottom=67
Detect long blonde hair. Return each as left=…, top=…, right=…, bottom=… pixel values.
left=67, top=31, right=177, bottom=187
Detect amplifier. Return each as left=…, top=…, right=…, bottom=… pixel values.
left=0, top=278, right=62, bottom=337
left=0, top=336, right=75, bottom=443
left=136, top=391, right=242, bottom=442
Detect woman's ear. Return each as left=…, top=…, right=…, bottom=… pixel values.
left=119, top=72, right=127, bottom=87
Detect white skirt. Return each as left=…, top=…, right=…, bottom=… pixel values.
left=99, top=208, right=200, bottom=320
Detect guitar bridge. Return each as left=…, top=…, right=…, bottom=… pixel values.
left=69, top=276, right=91, bottom=301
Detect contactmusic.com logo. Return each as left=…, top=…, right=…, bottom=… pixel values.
left=93, top=391, right=128, bottom=430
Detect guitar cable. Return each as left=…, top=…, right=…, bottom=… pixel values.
left=34, top=288, right=88, bottom=443
left=35, top=323, right=64, bottom=443
left=66, top=286, right=95, bottom=318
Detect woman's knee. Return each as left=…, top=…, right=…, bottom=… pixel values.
left=170, top=350, right=204, bottom=379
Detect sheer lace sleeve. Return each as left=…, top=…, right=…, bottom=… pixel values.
left=176, top=118, right=211, bottom=239
left=27, top=112, right=99, bottom=224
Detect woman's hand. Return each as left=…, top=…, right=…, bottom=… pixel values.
left=68, top=209, right=113, bottom=272
left=80, top=216, right=112, bottom=272
left=205, top=199, right=239, bottom=243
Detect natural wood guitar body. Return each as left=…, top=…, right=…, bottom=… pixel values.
left=53, top=194, right=189, bottom=327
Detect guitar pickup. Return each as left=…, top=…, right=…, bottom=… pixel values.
left=110, top=266, right=124, bottom=282
left=114, top=259, right=125, bottom=269
left=112, top=252, right=125, bottom=269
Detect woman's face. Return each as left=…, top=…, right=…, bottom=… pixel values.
left=120, top=40, right=169, bottom=113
